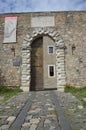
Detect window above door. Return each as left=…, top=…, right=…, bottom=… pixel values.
left=48, top=46, right=54, bottom=54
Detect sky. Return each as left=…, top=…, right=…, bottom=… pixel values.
left=0, top=0, right=86, bottom=14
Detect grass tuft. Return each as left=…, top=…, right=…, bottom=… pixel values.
left=64, top=84, right=86, bottom=107
left=0, top=86, right=23, bottom=104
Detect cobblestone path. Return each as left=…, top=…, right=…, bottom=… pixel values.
left=20, top=91, right=62, bottom=130
left=0, top=90, right=86, bottom=130
left=9, top=91, right=68, bottom=130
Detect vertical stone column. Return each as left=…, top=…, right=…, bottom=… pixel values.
left=20, top=44, right=31, bottom=91
left=56, top=47, right=66, bottom=91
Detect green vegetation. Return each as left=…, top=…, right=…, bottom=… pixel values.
left=0, top=86, right=22, bottom=104
left=65, top=84, right=86, bottom=107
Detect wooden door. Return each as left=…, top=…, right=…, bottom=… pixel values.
left=30, top=37, right=43, bottom=91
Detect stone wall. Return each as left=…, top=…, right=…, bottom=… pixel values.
left=0, top=11, right=86, bottom=89
left=63, top=12, right=86, bottom=87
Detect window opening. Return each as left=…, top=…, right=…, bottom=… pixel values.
left=48, top=65, right=55, bottom=77
left=48, top=46, right=54, bottom=54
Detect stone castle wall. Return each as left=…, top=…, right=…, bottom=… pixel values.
left=0, top=11, right=86, bottom=89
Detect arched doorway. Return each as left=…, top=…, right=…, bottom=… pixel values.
left=30, top=37, right=43, bottom=91
left=21, top=27, right=66, bottom=92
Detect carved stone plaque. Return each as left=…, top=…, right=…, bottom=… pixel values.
left=31, top=16, right=55, bottom=27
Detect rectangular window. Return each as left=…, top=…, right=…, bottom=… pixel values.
left=48, top=46, right=54, bottom=54
left=48, top=65, right=55, bottom=77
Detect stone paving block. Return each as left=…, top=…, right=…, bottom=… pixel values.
left=44, top=119, right=51, bottom=124
left=47, top=99, right=52, bottom=102
left=37, top=128, right=44, bottom=130
left=22, top=122, right=30, bottom=128
left=21, top=127, right=28, bottom=130
left=22, top=122, right=30, bottom=127
left=28, top=110, right=36, bottom=114
left=0, top=96, right=4, bottom=100
left=33, top=108, right=41, bottom=113
left=48, top=107, right=54, bottom=111
left=0, top=116, right=8, bottom=119
left=83, top=98, right=86, bottom=101
left=45, top=103, right=51, bottom=106
left=30, top=118, right=40, bottom=124
left=1, top=120, right=8, bottom=125
left=21, top=128, right=25, bottom=130
left=45, top=94, right=49, bottom=97
left=1, top=125, right=9, bottom=130
left=5, top=106, right=10, bottom=109
left=25, top=115, right=32, bottom=122
left=47, top=114, right=57, bottom=119
left=50, top=126, right=56, bottom=130
left=29, top=124, right=37, bottom=130
left=78, top=105, right=83, bottom=109
left=7, top=116, right=16, bottom=123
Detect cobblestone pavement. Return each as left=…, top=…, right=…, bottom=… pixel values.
left=0, top=91, right=86, bottom=130
left=56, top=92, right=86, bottom=130
left=20, top=91, right=62, bottom=130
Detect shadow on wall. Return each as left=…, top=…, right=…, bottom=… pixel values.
left=0, top=68, right=6, bottom=87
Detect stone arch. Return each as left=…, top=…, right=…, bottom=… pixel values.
left=21, top=27, right=66, bottom=91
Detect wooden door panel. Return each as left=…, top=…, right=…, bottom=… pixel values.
left=31, top=47, right=43, bottom=66
left=30, top=37, right=43, bottom=91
